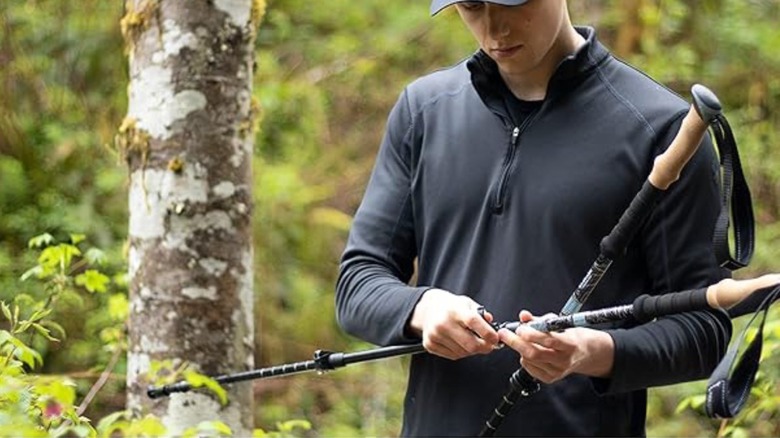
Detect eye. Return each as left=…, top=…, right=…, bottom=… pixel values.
left=460, top=1, right=485, bottom=11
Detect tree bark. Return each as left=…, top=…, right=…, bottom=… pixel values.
left=122, top=0, right=260, bottom=433
left=614, top=0, right=645, bottom=57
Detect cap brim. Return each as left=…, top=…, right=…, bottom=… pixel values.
left=430, top=0, right=530, bottom=16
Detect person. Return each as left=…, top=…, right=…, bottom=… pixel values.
left=335, top=0, right=732, bottom=436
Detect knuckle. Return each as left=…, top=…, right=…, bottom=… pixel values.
left=460, top=338, right=479, bottom=353
left=464, top=314, right=480, bottom=326
left=523, top=349, right=539, bottom=361
left=427, top=331, right=444, bottom=344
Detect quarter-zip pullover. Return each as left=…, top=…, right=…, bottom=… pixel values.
left=336, top=27, right=731, bottom=437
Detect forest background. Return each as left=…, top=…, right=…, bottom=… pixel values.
left=1, top=0, right=779, bottom=436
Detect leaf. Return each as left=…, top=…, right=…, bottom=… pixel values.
left=84, top=248, right=106, bottom=265
left=68, top=424, right=97, bottom=438
left=60, top=244, right=82, bottom=269
left=1, top=302, right=11, bottom=322
left=14, top=341, right=44, bottom=369
left=675, top=397, right=692, bottom=414
left=187, top=421, right=232, bottom=437
left=28, top=307, right=53, bottom=323
left=107, top=293, right=129, bottom=320
left=0, top=329, right=12, bottom=345
left=38, top=246, right=64, bottom=270
left=16, top=320, right=32, bottom=334
left=126, top=415, right=166, bottom=436
left=75, top=270, right=110, bottom=293
left=35, top=378, right=78, bottom=408
left=688, top=394, right=706, bottom=409
left=96, top=410, right=130, bottom=435
left=32, top=323, right=59, bottom=342
left=113, top=272, right=129, bottom=288
left=1, top=361, right=24, bottom=376
left=29, top=233, right=55, bottom=248
left=69, top=233, right=86, bottom=245
left=205, top=421, right=232, bottom=435
left=276, top=419, right=311, bottom=433
left=20, top=265, right=44, bottom=282
left=183, top=369, right=228, bottom=406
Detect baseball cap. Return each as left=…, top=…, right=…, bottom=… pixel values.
left=430, top=0, right=530, bottom=16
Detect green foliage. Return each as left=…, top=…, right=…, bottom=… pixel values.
left=0, top=236, right=310, bottom=436
left=0, top=235, right=122, bottom=435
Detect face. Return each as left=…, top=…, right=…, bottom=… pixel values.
left=455, top=0, right=573, bottom=78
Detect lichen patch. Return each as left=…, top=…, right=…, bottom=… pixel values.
left=128, top=65, right=208, bottom=140
left=162, top=19, right=198, bottom=58
left=214, top=0, right=251, bottom=27
left=182, top=286, right=219, bottom=301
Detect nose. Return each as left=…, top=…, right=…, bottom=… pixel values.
left=486, top=5, right=511, bottom=38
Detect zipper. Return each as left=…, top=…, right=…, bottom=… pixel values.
left=491, top=126, right=522, bottom=214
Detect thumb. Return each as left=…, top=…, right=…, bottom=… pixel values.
left=519, top=310, right=534, bottom=322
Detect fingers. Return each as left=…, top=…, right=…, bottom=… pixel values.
left=498, top=328, right=560, bottom=358
left=498, top=327, right=572, bottom=383
left=418, top=294, right=499, bottom=360
left=423, top=336, right=470, bottom=360
left=520, top=358, right=563, bottom=384
left=430, top=310, right=497, bottom=358
left=425, top=326, right=494, bottom=359
left=517, top=325, right=565, bottom=349
left=464, top=309, right=500, bottom=345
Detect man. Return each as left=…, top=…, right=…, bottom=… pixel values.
left=336, top=0, right=731, bottom=436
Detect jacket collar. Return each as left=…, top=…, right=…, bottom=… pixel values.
left=467, top=27, right=609, bottom=118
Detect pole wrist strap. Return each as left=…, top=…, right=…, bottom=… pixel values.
left=705, top=284, right=780, bottom=418
left=710, top=114, right=754, bottom=270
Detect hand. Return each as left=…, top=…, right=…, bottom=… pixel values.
left=408, top=288, right=500, bottom=360
left=498, top=310, right=615, bottom=384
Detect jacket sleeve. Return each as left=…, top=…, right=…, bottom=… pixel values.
left=599, top=112, right=733, bottom=394
left=335, top=89, right=429, bottom=346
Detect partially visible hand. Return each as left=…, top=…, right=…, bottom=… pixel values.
left=408, top=288, right=499, bottom=360
left=498, top=310, right=615, bottom=384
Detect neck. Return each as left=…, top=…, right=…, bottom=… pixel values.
left=500, top=26, right=586, bottom=101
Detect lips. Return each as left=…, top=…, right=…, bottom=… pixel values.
left=491, top=44, right=523, bottom=58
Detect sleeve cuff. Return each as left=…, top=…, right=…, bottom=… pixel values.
left=590, top=329, right=629, bottom=394
left=395, top=286, right=433, bottom=344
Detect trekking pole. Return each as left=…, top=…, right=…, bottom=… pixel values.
left=147, top=343, right=425, bottom=399
left=507, top=275, right=780, bottom=333
left=479, top=84, right=724, bottom=436
left=146, top=274, right=778, bottom=399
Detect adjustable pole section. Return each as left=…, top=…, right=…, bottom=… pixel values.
left=146, top=275, right=777, bottom=400
left=147, top=344, right=424, bottom=399
left=507, top=274, right=780, bottom=333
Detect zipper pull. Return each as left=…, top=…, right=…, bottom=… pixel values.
left=512, top=126, right=520, bottom=145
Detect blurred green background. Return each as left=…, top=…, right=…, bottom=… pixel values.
left=0, top=0, right=778, bottom=435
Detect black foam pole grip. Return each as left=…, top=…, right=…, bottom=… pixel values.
left=632, top=288, right=709, bottom=323
left=600, top=181, right=663, bottom=259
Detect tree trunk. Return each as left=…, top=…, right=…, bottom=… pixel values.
left=613, top=0, right=645, bottom=57
left=121, top=0, right=261, bottom=433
